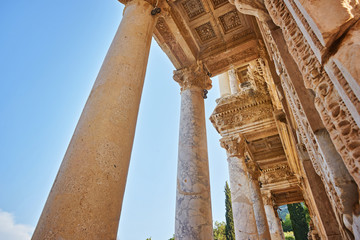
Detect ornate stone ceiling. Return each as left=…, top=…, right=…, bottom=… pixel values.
left=153, top=0, right=263, bottom=75
left=247, top=135, right=287, bottom=168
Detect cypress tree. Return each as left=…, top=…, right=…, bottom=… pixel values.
left=287, top=203, right=309, bottom=240
left=225, top=182, right=235, bottom=240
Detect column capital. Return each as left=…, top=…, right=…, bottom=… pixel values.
left=220, top=134, right=245, bottom=157
left=246, top=160, right=261, bottom=180
left=262, top=191, right=274, bottom=206
left=173, top=62, right=212, bottom=91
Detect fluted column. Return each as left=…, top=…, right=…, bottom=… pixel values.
left=32, top=1, right=157, bottom=239
left=247, top=161, right=271, bottom=240
left=221, top=135, right=258, bottom=240
left=228, top=68, right=239, bottom=94
left=173, top=64, right=213, bottom=240
left=263, top=192, right=285, bottom=240
left=218, top=72, right=231, bottom=97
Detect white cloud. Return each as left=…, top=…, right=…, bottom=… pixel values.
left=0, top=209, right=34, bottom=240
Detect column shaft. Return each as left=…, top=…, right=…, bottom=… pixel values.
left=32, top=1, right=156, bottom=239
left=228, top=156, right=258, bottom=239
left=264, top=205, right=285, bottom=240
left=218, top=72, right=231, bottom=97
left=175, top=81, right=213, bottom=239
left=229, top=68, right=239, bottom=94
left=248, top=178, right=271, bottom=240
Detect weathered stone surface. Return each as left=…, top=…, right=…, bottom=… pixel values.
left=221, top=136, right=259, bottom=240
left=218, top=72, right=231, bottom=97
left=262, top=193, right=285, bottom=240
left=247, top=162, right=271, bottom=240
left=296, top=0, right=360, bottom=47
left=32, top=0, right=156, bottom=239
left=174, top=66, right=213, bottom=240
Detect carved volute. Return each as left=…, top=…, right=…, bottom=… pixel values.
left=220, top=134, right=245, bottom=157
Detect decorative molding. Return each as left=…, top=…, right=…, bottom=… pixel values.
left=173, top=63, right=212, bottom=91
left=260, top=164, right=294, bottom=184
left=156, top=17, right=191, bottom=66
left=265, top=0, right=360, bottom=188
left=220, top=134, right=245, bottom=157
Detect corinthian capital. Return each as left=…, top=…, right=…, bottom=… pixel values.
left=262, top=191, right=274, bottom=206
left=173, top=63, right=212, bottom=91
left=246, top=160, right=261, bottom=180
left=220, top=134, right=245, bottom=157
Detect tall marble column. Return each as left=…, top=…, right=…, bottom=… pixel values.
left=263, top=192, right=285, bottom=240
left=218, top=72, right=231, bottom=97
left=173, top=64, right=213, bottom=240
left=32, top=1, right=157, bottom=239
left=247, top=161, right=271, bottom=240
left=228, top=68, right=240, bottom=94
left=220, top=135, right=259, bottom=240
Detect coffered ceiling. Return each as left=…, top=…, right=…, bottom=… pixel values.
left=153, top=0, right=263, bottom=75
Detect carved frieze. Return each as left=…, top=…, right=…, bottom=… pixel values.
left=210, top=95, right=273, bottom=133
left=260, top=164, right=294, bottom=184
left=257, top=7, right=356, bottom=236
left=195, top=22, right=217, bottom=43
left=219, top=10, right=243, bottom=34
left=211, top=59, right=274, bottom=133
left=265, top=0, right=360, bottom=188
left=156, top=18, right=191, bottom=66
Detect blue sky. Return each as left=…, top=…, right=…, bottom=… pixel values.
left=0, top=1, right=229, bottom=239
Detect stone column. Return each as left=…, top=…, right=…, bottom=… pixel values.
left=247, top=161, right=271, bottom=240
left=263, top=192, right=285, bottom=240
left=32, top=1, right=157, bottom=239
left=173, top=64, right=213, bottom=240
left=218, top=72, right=231, bottom=97
left=228, top=68, right=239, bottom=94
left=220, top=135, right=258, bottom=240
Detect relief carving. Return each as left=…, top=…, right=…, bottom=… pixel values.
left=260, top=164, right=294, bottom=184
left=173, top=62, right=212, bottom=91
left=181, top=0, right=206, bottom=20
left=210, top=59, right=274, bottom=133
left=195, top=22, right=217, bottom=43
left=219, top=9, right=243, bottom=34
left=156, top=17, right=191, bottom=66
left=220, top=135, right=245, bottom=156
left=265, top=0, right=360, bottom=189
left=257, top=9, right=357, bottom=237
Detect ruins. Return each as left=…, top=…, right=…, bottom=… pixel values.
left=32, top=0, right=360, bottom=239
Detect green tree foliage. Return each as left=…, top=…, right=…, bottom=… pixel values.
left=282, top=213, right=293, bottom=232
left=168, top=235, right=175, bottom=240
left=224, top=182, right=235, bottom=240
left=303, top=204, right=311, bottom=224
left=287, top=203, right=309, bottom=240
left=213, top=221, right=226, bottom=240
left=146, top=238, right=152, bottom=240
left=284, top=231, right=295, bottom=240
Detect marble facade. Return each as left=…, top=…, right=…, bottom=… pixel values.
left=32, top=0, right=360, bottom=239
